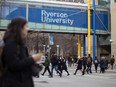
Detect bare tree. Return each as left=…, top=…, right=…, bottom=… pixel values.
left=26, top=32, right=49, bottom=54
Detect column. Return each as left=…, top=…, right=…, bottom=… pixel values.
left=83, top=35, right=86, bottom=56
left=78, top=35, right=81, bottom=57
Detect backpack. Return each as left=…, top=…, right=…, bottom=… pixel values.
left=44, top=58, right=50, bottom=66
left=87, top=58, right=91, bottom=63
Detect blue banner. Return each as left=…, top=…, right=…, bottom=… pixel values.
left=2, top=4, right=109, bottom=31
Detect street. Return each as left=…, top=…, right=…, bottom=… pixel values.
left=34, top=67, right=116, bottom=87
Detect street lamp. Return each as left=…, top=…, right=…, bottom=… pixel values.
left=43, top=45, right=46, bottom=56
left=110, top=39, right=113, bottom=56
left=47, top=45, right=51, bottom=59
left=110, top=39, right=113, bottom=43
left=56, top=45, right=59, bottom=56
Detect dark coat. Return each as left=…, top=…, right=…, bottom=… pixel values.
left=51, top=55, right=58, bottom=66
left=61, top=58, right=67, bottom=70
left=87, top=57, right=92, bottom=67
left=100, top=59, right=106, bottom=68
left=43, top=57, right=50, bottom=67
left=2, top=40, right=35, bottom=87
left=82, top=57, right=87, bottom=66
left=110, top=58, right=115, bottom=65
left=77, top=59, right=83, bottom=70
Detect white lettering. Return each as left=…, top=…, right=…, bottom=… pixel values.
left=41, top=10, right=74, bottom=25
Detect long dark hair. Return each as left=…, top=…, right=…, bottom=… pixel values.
left=3, top=17, right=27, bottom=44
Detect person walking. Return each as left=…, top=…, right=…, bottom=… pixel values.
left=1, top=17, right=43, bottom=87
left=110, top=55, right=115, bottom=70
left=100, top=56, right=106, bottom=73
left=68, top=57, right=73, bottom=67
left=93, top=57, right=99, bottom=73
left=74, top=57, right=83, bottom=75
left=41, top=55, right=51, bottom=77
left=86, top=54, right=92, bottom=74
left=57, top=57, right=62, bottom=77
left=61, top=57, right=70, bottom=76
left=51, top=54, right=61, bottom=77
left=82, top=56, right=87, bottom=75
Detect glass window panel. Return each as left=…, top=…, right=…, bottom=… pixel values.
left=1, top=3, right=26, bottom=19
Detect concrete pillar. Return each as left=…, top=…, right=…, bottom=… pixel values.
left=83, top=35, right=86, bottom=56
left=78, top=35, right=81, bottom=57
left=111, top=3, right=116, bottom=62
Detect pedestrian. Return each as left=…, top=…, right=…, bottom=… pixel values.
left=67, top=57, right=72, bottom=67
left=74, top=57, right=83, bottom=75
left=61, top=57, right=70, bottom=76
left=86, top=54, right=92, bottom=74
left=51, top=54, right=61, bottom=77
left=41, top=54, right=51, bottom=77
left=105, top=57, right=108, bottom=70
left=110, top=55, right=115, bottom=70
left=82, top=56, right=87, bottom=75
left=1, top=17, right=43, bottom=87
left=93, top=57, right=99, bottom=73
left=100, top=56, right=106, bottom=73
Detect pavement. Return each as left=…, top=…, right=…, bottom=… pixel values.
left=34, top=66, right=116, bottom=87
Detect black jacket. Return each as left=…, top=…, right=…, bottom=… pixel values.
left=2, top=40, right=35, bottom=87
left=51, top=55, right=58, bottom=66
left=77, top=59, right=83, bottom=69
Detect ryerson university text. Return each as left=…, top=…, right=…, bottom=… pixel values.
left=41, top=10, right=74, bottom=25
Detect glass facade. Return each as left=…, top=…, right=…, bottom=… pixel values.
left=0, top=1, right=109, bottom=34
left=1, top=3, right=26, bottom=20
left=98, top=0, right=110, bottom=5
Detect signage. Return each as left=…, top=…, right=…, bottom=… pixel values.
left=49, top=35, right=54, bottom=45
left=41, top=10, right=74, bottom=25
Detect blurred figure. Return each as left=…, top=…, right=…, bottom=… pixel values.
left=93, top=57, right=99, bottom=73
left=61, top=57, right=70, bottom=76
left=41, top=54, right=51, bottom=77
left=86, top=54, right=92, bottom=74
left=74, top=57, right=83, bottom=75
left=100, top=56, right=106, bottom=73
left=1, top=17, right=42, bottom=87
left=67, top=57, right=72, bottom=67
left=51, top=54, right=61, bottom=77
left=82, top=56, right=87, bottom=75
left=110, top=55, right=115, bottom=70
left=105, top=57, right=108, bottom=70
left=57, top=56, right=62, bottom=77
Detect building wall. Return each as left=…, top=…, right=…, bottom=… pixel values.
left=111, top=2, right=116, bottom=61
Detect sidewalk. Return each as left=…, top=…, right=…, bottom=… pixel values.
left=34, top=66, right=116, bottom=87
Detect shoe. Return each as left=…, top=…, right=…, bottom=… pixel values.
left=49, top=75, right=52, bottom=78
left=59, top=73, right=62, bottom=77
left=67, top=74, right=70, bottom=76
left=82, top=71, right=85, bottom=75
left=90, top=72, right=92, bottom=74
left=82, top=72, right=84, bottom=75
left=41, top=74, right=44, bottom=76
left=74, top=73, right=76, bottom=75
